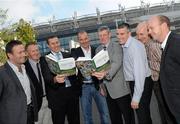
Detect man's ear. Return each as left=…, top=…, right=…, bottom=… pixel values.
left=7, top=53, right=12, bottom=59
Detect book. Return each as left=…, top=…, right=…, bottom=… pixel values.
left=76, top=49, right=110, bottom=77
left=45, top=53, right=76, bottom=76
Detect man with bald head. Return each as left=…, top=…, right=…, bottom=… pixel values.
left=148, top=15, right=180, bottom=124
left=136, top=21, right=176, bottom=124
left=71, top=31, right=110, bottom=124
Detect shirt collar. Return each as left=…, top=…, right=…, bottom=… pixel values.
left=102, top=41, right=110, bottom=48
left=51, top=51, right=62, bottom=56
left=81, top=46, right=91, bottom=54
left=161, top=31, right=171, bottom=50
left=7, top=60, right=25, bottom=73
left=28, top=58, right=39, bottom=64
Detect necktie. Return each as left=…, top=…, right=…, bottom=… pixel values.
left=161, top=48, right=163, bottom=52
left=56, top=52, right=61, bottom=60
left=55, top=52, right=71, bottom=87
left=103, top=46, right=107, bottom=51
left=18, top=67, right=23, bottom=73
left=37, top=63, right=43, bottom=86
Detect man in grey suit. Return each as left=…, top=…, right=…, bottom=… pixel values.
left=0, top=40, right=38, bottom=124
left=92, top=26, right=135, bottom=124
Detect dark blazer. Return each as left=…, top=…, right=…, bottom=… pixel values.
left=40, top=52, right=79, bottom=109
left=160, top=32, right=180, bottom=119
left=25, top=57, right=45, bottom=111
left=0, top=62, right=38, bottom=124
left=71, top=46, right=99, bottom=90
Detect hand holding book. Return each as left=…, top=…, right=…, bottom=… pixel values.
left=91, top=71, right=107, bottom=80
left=76, top=49, right=110, bottom=78
left=54, top=75, right=66, bottom=83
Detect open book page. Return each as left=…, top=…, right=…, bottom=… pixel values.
left=45, top=53, right=76, bottom=76
left=58, top=57, right=76, bottom=76
left=76, top=57, right=93, bottom=77
left=92, top=49, right=110, bottom=72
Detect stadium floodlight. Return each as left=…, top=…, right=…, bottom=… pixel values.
left=96, top=8, right=102, bottom=24
left=48, top=16, right=57, bottom=33
left=73, top=11, right=79, bottom=28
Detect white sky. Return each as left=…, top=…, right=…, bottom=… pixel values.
left=0, top=0, right=179, bottom=24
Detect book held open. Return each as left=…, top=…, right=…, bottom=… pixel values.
left=45, top=53, right=76, bottom=76
left=76, top=49, right=110, bottom=77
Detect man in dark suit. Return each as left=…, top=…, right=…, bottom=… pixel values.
left=0, top=40, right=38, bottom=124
left=25, top=42, right=52, bottom=124
left=40, top=36, right=80, bottom=124
left=148, top=15, right=180, bottom=124
left=71, top=31, right=110, bottom=124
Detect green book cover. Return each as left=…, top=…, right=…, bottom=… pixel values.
left=45, top=53, right=76, bottom=76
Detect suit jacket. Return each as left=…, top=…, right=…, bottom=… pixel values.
left=71, top=46, right=99, bottom=91
left=160, top=32, right=180, bottom=119
left=0, top=62, right=38, bottom=124
left=96, top=41, right=130, bottom=99
left=25, top=57, right=45, bottom=111
left=40, top=52, right=79, bottom=109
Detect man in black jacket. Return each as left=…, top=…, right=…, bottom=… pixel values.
left=41, top=36, right=80, bottom=124
left=25, top=42, right=52, bottom=124
left=148, top=15, right=180, bottom=124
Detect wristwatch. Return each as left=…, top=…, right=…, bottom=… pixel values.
left=105, top=72, right=111, bottom=80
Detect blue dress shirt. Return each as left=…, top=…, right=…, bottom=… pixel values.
left=122, top=36, right=151, bottom=103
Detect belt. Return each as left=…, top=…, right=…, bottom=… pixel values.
left=83, top=83, right=94, bottom=85
left=27, top=103, right=33, bottom=111
left=27, top=103, right=34, bottom=122
left=42, top=95, right=46, bottom=98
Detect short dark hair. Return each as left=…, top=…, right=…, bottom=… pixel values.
left=5, top=40, right=23, bottom=55
left=77, top=30, right=87, bottom=39
left=78, top=30, right=87, bottom=35
left=98, top=26, right=110, bottom=33
left=46, top=35, right=58, bottom=45
left=158, top=15, right=170, bottom=29
left=25, top=42, right=37, bottom=50
left=117, top=22, right=130, bottom=32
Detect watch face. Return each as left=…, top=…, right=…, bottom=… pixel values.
left=106, top=72, right=110, bottom=80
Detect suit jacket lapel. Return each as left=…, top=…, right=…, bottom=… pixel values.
left=161, top=32, right=173, bottom=69
left=78, top=46, right=95, bottom=58
left=25, top=60, right=39, bottom=83
left=4, top=62, right=25, bottom=92
left=91, top=47, right=96, bottom=58
left=78, top=47, right=85, bottom=57
left=107, top=41, right=113, bottom=58
left=96, top=45, right=103, bottom=53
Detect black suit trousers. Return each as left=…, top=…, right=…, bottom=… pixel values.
left=50, top=88, right=80, bottom=124
left=129, top=76, right=153, bottom=124
left=153, top=81, right=176, bottom=124
left=27, top=104, right=35, bottom=124
left=106, top=93, right=135, bottom=124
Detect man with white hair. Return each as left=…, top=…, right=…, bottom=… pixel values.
left=136, top=21, right=175, bottom=124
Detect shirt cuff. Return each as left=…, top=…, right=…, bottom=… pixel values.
left=132, top=94, right=141, bottom=103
